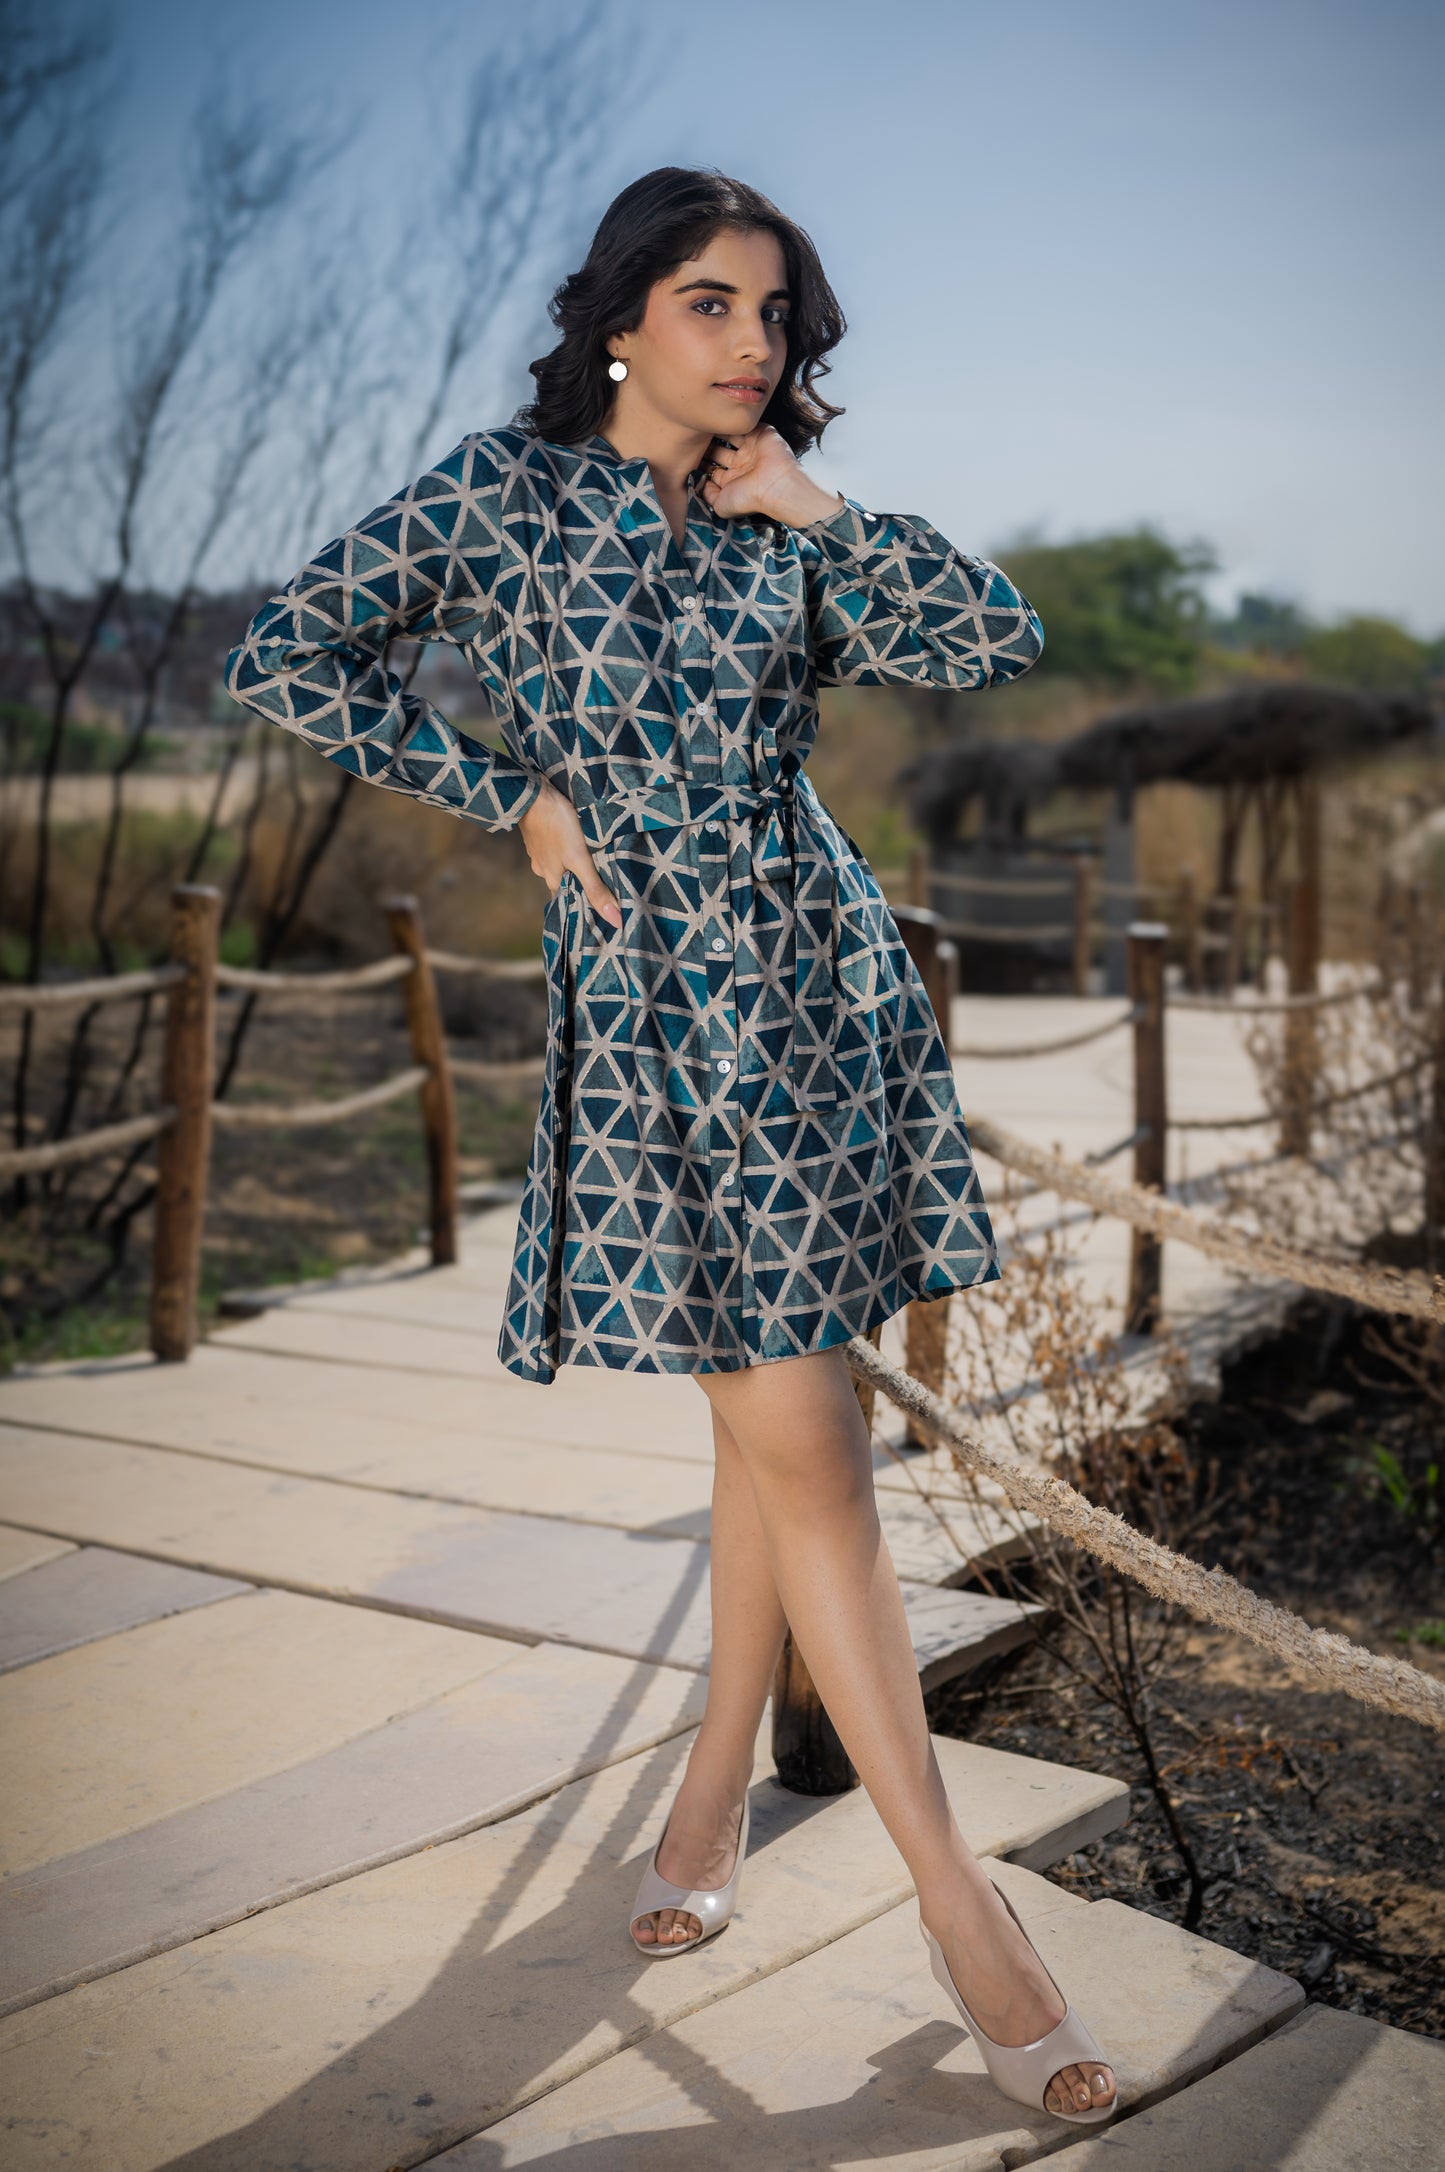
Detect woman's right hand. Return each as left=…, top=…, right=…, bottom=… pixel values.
left=519, top=778, right=623, bottom=928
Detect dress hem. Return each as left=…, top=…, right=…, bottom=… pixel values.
left=497, top=1255, right=1002, bottom=1386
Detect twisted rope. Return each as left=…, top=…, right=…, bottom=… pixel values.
left=426, top=949, right=547, bottom=981
left=1168, top=979, right=1384, bottom=1015
left=941, top=917, right=1077, bottom=944
left=967, top=1114, right=1445, bottom=1325
left=0, top=1107, right=176, bottom=1179
left=845, top=1336, right=1445, bottom=1735
left=210, top=1067, right=428, bottom=1130
left=0, top=964, right=186, bottom=1014
left=214, top=956, right=413, bottom=995
left=953, top=1005, right=1140, bottom=1061
left=1169, top=1052, right=1431, bottom=1132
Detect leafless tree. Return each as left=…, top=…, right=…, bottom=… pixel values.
left=2, top=0, right=646, bottom=1317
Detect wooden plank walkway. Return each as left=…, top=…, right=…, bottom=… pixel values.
left=0, top=994, right=1437, bottom=2166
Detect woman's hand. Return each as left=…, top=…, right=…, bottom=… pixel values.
left=519, top=778, right=623, bottom=928
left=700, top=424, right=845, bottom=529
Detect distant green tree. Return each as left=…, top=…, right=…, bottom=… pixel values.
left=1299, top=615, right=1435, bottom=691
left=1211, top=592, right=1312, bottom=657
left=999, top=528, right=1216, bottom=690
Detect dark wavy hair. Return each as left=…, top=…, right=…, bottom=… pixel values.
left=516, top=166, right=846, bottom=454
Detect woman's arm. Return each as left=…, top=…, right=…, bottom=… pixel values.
left=699, top=425, right=1043, bottom=693
left=795, top=495, right=1045, bottom=691
left=223, top=434, right=544, bottom=833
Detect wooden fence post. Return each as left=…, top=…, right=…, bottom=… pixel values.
left=150, top=885, right=221, bottom=1362
left=1072, top=856, right=1094, bottom=997
left=893, top=903, right=954, bottom=1434
left=1179, top=870, right=1203, bottom=992
left=387, top=896, right=460, bottom=1267
left=1281, top=877, right=1319, bottom=1158
left=1124, top=922, right=1168, bottom=1336
left=771, top=1323, right=878, bottom=1792
left=772, top=1631, right=858, bottom=1794
left=909, top=843, right=930, bottom=911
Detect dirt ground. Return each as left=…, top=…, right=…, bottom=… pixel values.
left=929, top=1298, right=1445, bottom=2039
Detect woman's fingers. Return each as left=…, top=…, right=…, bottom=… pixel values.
left=574, top=859, right=623, bottom=928
left=522, top=783, right=622, bottom=928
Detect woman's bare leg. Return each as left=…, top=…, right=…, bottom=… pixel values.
left=631, top=1398, right=787, bottom=1948
left=690, top=1345, right=1114, bottom=2119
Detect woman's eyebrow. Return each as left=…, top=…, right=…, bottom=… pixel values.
left=674, top=277, right=791, bottom=301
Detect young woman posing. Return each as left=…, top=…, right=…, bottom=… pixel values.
left=226, top=166, right=1117, bottom=2131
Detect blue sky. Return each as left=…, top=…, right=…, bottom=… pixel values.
left=82, top=0, right=1445, bottom=629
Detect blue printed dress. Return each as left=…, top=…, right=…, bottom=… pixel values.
left=224, top=419, right=1044, bottom=1383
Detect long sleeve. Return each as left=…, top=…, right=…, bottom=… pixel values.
left=223, top=434, right=544, bottom=833
left=797, top=495, right=1044, bottom=690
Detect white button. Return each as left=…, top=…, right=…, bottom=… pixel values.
left=716, top=1057, right=732, bottom=1073
left=683, top=596, right=699, bottom=611
left=704, top=819, right=721, bottom=833
left=711, top=936, right=727, bottom=952
left=721, top=1170, right=737, bottom=1186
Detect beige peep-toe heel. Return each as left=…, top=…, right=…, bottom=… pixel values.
left=920, top=1880, right=1118, bottom=2127
left=628, top=1792, right=751, bottom=1958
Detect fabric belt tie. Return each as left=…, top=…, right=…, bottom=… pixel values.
left=574, top=772, right=855, bottom=1110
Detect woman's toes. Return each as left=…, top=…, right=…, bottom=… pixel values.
left=1047, top=2061, right=1116, bottom=2115
left=632, top=1913, right=656, bottom=1944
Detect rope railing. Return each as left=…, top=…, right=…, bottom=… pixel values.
left=450, top=1054, right=548, bottom=1085
left=210, top=1066, right=429, bottom=1130
left=844, top=1335, right=1445, bottom=1736
left=940, top=916, right=1077, bottom=944
left=0, top=963, right=186, bottom=1014
left=967, top=1113, right=1445, bottom=1326
left=426, top=948, right=547, bottom=981
left=953, top=1004, right=1140, bottom=1061
left=0, top=1106, right=177, bottom=1181
left=929, top=869, right=1072, bottom=899
left=1168, top=1051, right=1431, bottom=1133
left=214, top=955, right=414, bottom=995
left=1168, top=979, right=1383, bottom=1016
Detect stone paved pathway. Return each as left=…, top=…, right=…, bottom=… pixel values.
left=0, top=991, right=1437, bottom=2166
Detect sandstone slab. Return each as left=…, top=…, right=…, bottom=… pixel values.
left=0, top=1639, right=706, bottom=2017
left=0, top=1730, right=1124, bottom=2172
left=0, top=1585, right=516, bottom=1875
left=1043, top=2001, right=1442, bottom=2171
left=0, top=1545, right=248, bottom=1674
left=456, top=1857, right=1300, bottom=2169
left=0, top=1341, right=718, bottom=1462
left=0, top=1521, right=74, bottom=1581
left=0, top=1428, right=1036, bottom=1676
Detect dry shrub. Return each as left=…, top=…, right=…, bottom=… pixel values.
left=910, top=1181, right=1215, bottom=1922
left=1223, top=894, right=1445, bottom=1535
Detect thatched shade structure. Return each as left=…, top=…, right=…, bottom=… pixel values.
left=1054, top=682, right=1433, bottom=793
left=903, top=681, right=1436, bottom=863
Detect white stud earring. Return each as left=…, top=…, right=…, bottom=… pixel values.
left=607, top=357, right=628, bottom=382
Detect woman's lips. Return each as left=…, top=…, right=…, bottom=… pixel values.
left=716, top=381, right=767, bottom=403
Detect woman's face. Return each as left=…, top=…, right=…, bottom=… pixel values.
left=607, top=224, right=791, bottom=442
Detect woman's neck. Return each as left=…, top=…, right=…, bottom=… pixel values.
left=601, top=400, right=713, bottom=500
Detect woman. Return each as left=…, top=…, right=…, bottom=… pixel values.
left=225, top=166, right=1117, bottom=2130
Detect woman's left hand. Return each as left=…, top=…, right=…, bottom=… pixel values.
left=700, top=424, right=845, bottom=529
